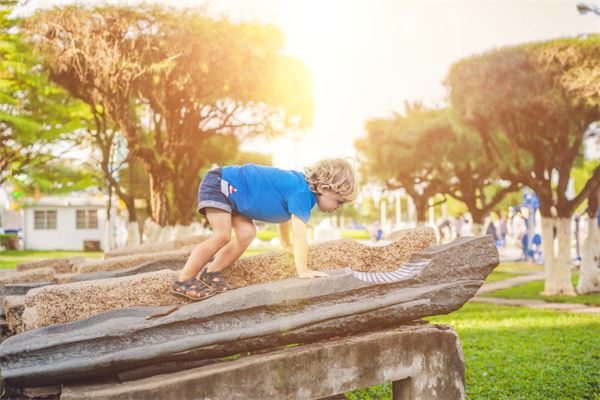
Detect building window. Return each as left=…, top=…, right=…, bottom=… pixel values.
left=76, top=209, right=98, bottom=229
left=34, top=210, right=57, bottom=230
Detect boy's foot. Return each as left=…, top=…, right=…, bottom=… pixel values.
left=199, top=268, right=230, bottom=293
left=171, top=277, right=215, bottom=301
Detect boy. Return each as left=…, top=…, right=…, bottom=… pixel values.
left=171, top=158, right=357, bottom=300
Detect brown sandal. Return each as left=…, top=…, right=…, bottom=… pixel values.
left=199, top=268, right=230, bottom=293
left=171, top=277, right=215, bottom=301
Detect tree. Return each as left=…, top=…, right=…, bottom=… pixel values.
left=356, top=104, right=451, bottom=225
left=358, top=105, right=519, bottom=233
left=447, top=36, right=600, bottom=295
left=439, top=111, right=520, bottom=234
left=0, top=6, right=87, bottom=186
left=25, top=5, right=313, bottom=226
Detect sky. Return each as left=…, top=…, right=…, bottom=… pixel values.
left=17, top=0, right=600, bottom=169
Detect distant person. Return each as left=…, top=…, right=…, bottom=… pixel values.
left=371, top=221, right=384, bottom=241
left=486, top=219, right=499, bottom=244
left=171, top=159, right=358, bottom=300
left=498, top=212, right=508, bottom=247
left=453, top=214, right=464, bottom=238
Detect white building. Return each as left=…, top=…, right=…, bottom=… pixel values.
left=22, top=196, right=118, bottom=251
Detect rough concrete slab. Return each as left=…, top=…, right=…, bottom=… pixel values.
left=74, top=249, right=191, bottom=274
left=69, top=254, right=189, bottom=282
left=2, top=296, right=24, bottom=335
left=222, top=227, right=436, bottom=288
left=0, top=268, right=55, bottom=286
left=20, top=228, right=434, bottom=330
left=21, top=270, right=186, bottom=331
left=0, top=282, right=54, bottom=297
left=104, top=235, right=206, bottom=258
left=0, top=236, right=497, bottom=387
left=16, top=257, right=85, bottom=274
left=61, top=323, right=465, bottom=400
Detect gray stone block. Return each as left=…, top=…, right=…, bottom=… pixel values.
left=61, top=323, right=465, bottom=400
left=0, top=236, right=497, bottom=387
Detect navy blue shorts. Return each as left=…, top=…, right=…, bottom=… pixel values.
left=197, top=168, right=233, bottom=215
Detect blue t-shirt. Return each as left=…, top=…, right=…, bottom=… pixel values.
left=221, top=164, right=317, bottom=224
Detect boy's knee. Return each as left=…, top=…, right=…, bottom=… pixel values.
left=237, top=225, right=257, bottom=246
left=212, top=231, right=231, bottom=247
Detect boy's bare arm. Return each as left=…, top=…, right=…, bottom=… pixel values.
left=278, top=220, right=293, bottom=252
left=290, top=215, right=328, bottom=279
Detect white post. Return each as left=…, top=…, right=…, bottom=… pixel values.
left=381, top=200, right=387, bottom=231
left=408, top=198, right=415, bottom=227
left=428, top=197, right=435, bottom=226
left=395, top=191, right=401, bottom=228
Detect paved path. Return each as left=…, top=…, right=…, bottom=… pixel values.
left=471, top=296, right=600, bottom=314
left=476, top=272, right=545, bottom=294
left=472, top=271, right=600, bottom=314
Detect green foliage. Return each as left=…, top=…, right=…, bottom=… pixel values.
left=0, top=233, right=17, bottom=249
left=341, top=230, right=371, bottom=240
left=0, top=6, right=90, bottom=186
left=357, top=105, right=453, bottom=221
left=26, top=5, right=314, bottom=225
left=447, top=35, right=600, bottom=217
left=256, top=230, right=278, bottom=242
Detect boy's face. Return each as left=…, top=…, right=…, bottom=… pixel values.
left=316, top=191, right=346, bottom=212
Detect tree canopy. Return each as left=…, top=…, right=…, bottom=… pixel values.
left=0, top=7, right=89, bottom=187
left=25, top=5, right=314, bottom=225
left=447, top=35, right=600, bottom=218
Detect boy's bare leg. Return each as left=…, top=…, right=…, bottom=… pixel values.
left=177, top=209, right=232, bottom=281
left=207, top=213, right=256, bottom=273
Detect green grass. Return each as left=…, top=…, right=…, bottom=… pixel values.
left=485, top=271, right=521, bottom=283
left=483, top=274, right=600, bottom=306
left=493, top=261, right=544, bottom=274
left=347, top=304, right=600, bottom=400
left=0, top=250, right=103, bottom=269
left=241, top=247, right=277, bottom=258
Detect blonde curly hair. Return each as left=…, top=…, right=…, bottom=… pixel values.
left=304, top=158, right=358, bottom=202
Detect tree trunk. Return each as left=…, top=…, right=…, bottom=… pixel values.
left=541, top=217, right=575, bottom=296
left=577, top=215, right=600, bottom=294
left=413, top=199, right=429, bottom=226
left=472, top=223, right=483, bottom=236
left=126, top=222, right=141, bottom=246
left=103, top=184, right=114, bottom=251
left=149, top=173, right=175, bottom=226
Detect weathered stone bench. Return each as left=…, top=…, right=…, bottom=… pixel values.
left=0, top=232, right=496, bottom=399
left=60, top=323, right=465, bottom=400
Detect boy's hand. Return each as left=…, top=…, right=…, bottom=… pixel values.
left=297, top=269, right=329, bottom=279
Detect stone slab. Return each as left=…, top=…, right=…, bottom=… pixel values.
left=20, top=228, right=434, bottom=330
left=222, top=227, right=436, bottom=288
left=69, top=254, right=189, bottom=282
left=16, top=257, right=85, bottom=274
left=61, top=323, right=465, bottom=400
left=0, top=236, right=497, bottom=387
left=74, top=249, right=191, bottom=274
left=0, top=268, right=55, bottom=286
left=22, top=270, right=185, bottom=331
left=2, top=296, right=25, bottom=335
left=0, top=281, right=54, bottom=297
left=104, top=235, right=206, bottom=258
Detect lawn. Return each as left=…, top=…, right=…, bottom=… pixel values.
left=0, top=250, right=103, bottom=269
left=484, top=270, right=521, bottom=283
left=483, top=274, right=600, bottom=306
left=493, top=261, right=544, bottom=274
left=346, top=304, right=600, bottom=400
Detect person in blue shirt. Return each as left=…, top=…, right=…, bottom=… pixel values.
left=171, top=158, right=358, bottom=300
